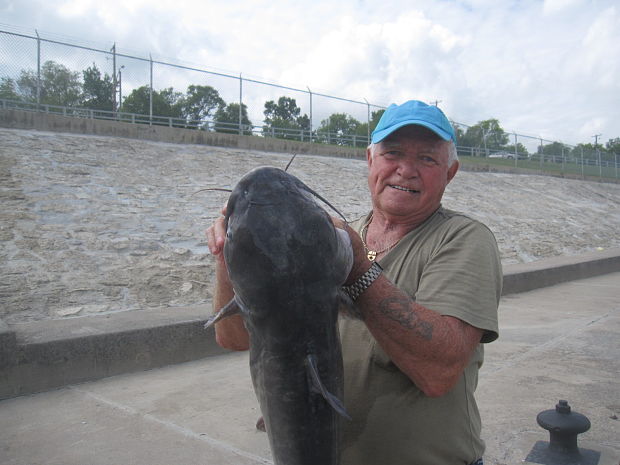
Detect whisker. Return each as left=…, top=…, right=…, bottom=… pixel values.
left=284, top=153, right=298, bottom=172
left=191, top=187, right=233, bottom=196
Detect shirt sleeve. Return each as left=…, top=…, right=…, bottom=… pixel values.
left=414, top=219, right=502, bottom=343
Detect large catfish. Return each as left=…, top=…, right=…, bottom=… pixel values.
left=206, top=166, right=353, bottom=465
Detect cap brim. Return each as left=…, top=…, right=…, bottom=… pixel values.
left=371, top=120, right=453, bottom=144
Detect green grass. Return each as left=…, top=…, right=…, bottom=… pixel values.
left=458, top=155, right=619, bottom=182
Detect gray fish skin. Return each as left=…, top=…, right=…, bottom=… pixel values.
left=222, top=166, right=353, bottom=465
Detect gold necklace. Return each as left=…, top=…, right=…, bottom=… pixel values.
left=361, top=215, right=401, bottom=261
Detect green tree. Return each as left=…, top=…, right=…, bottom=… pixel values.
left=213, top=102, right=253, bottom=134
left=354, top=109, right=386, bottom=146
left=538, top=141, right=571, bottom=162
left=121, top=86, right=184, bottom=118
left=453, top=123, right=466, bottom=145
left=571, top=143, right=597, bottom=159
left=317, top=113, right=362, bottom=146
left=82, top=63, right=114, bottom=111
left=571, top=142, right=615, bottom=164
left=180, top=85, right=225, bottom=124
left=0, top=77, right=20, bottom=100
left=605, top=137, right=620, bottom=154
left=262, top=96, right=309, bottom=140
left=16, top=60, right=82, bottom=106
left=459, top=119, right=509, bottom=155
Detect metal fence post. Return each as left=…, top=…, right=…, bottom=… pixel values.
left=149, top=53, right=153, bottom=125
left=514, top=133, right=518, bottom=168
left=539, top=138, right=543, bottom=172
left=239, top=73, right=243, bottom=135
left=111, top=43, right=117, bottom=113
left=308, top=86, right=313, bottom=143
left=35, top=29, right=41, bottom=108
left=581, top=146, right=584, bottom=178
left=117, top=66, right=123, bottom=115
left=365, top=98, right=370, bottom=143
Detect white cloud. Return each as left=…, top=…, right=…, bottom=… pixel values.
left=543, top=0, right=585, bottom=15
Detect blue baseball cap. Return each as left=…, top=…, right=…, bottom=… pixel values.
left=371, top=100, right=456, bottom=144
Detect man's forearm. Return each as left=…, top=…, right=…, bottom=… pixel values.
left=357, top=275, right=482, bottom=397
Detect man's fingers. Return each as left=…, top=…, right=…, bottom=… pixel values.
left=206, top=214, right=227, bottom=255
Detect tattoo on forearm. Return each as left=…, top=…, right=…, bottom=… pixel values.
left=378, top=296, right=433, bottom=341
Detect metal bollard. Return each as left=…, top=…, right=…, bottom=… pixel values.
left=525, top=400, right=601, bottom=465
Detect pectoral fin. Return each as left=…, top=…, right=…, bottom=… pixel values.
left=305, top=354, right=351, bottom=420
left=204, top=297, right=241, bottom=329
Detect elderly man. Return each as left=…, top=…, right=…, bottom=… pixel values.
left=207, top=100, right=502, bottom=465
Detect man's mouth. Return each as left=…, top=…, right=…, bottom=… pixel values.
left=389, top=185, right=419, bottom=194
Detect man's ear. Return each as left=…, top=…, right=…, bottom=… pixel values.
left=447, top=161, right=459, bottom=184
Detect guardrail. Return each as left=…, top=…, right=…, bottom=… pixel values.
left=1, top=98, right=618, bottom=180
left=0, top=98, right=372, bottom=148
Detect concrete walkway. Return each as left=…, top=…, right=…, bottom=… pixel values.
left=1, top=272, right=618, bottom=465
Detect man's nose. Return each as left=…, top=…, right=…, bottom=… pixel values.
left=396, top=158, right=419, bottom=178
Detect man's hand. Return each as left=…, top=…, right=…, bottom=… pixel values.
left=206, top=203, right=250, bottom=351
left=206, top=204, right=227, bottom=266
left=331, top=217, right=372, bottom=286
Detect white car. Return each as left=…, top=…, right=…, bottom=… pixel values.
left=489, top=151, right=515, bottom=159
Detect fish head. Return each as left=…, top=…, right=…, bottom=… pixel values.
left=223, top=167, right=305, bottom=304
left=226, top=167, right=293, bottom=218
left=222, top=165, right=353, bottom=319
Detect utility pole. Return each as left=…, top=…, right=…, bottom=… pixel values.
left=430, top=99, right=442, bottom=107
left=592, top=134, right=602, bottom=147
left=364, top=98, right=370, bottom=143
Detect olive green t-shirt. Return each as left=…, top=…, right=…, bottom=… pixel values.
left=339, top=207, right=502, bottom=465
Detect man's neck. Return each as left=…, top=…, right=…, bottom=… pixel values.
left=369, top=206, right=440, bottom=236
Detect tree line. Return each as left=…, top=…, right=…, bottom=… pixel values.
left=455, top=119, right=619, bottom=160
left=1, top=60, right=618, bottom=156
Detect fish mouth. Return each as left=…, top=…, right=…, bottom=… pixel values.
left=389, top=184, right=419, bottom=194
left=249, top=200, right=278, bottom=206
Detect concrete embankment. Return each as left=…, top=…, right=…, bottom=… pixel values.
left=1, top=247, right=619, bottom=400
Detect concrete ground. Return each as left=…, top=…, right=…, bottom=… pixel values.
left=1, top=272, right=619, bottom=465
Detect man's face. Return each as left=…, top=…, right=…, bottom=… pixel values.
left=367, top=125, right=459, bottom=224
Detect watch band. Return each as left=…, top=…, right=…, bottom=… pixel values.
left=342, top=261, right=383, bottom=301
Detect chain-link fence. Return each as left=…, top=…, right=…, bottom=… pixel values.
left=1, top=26, right=617, bottom=179
left=0, top=27, right=380, bottom=147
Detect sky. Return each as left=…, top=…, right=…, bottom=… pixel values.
left=0, top=0, right=618, bottom=147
